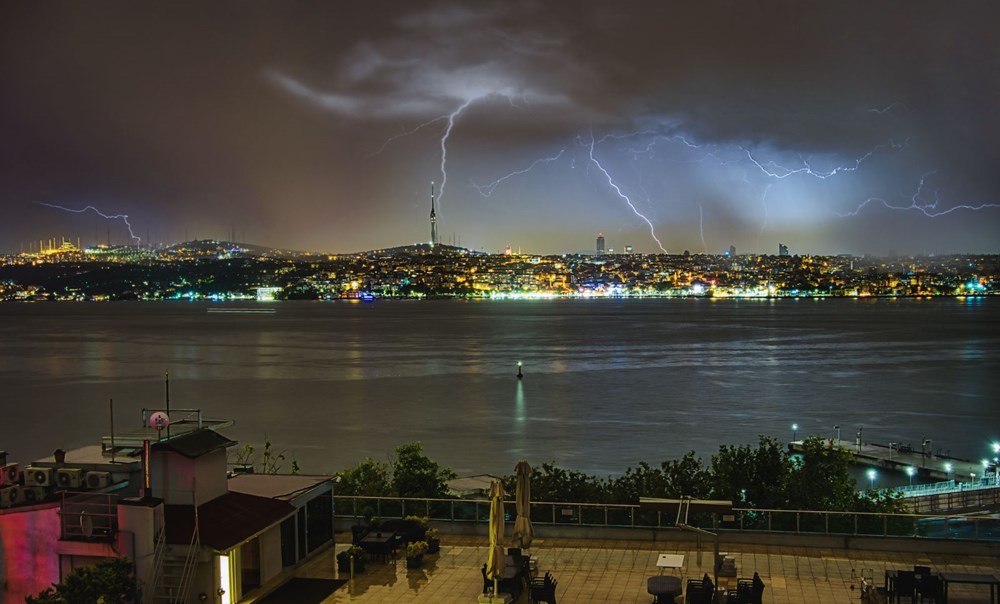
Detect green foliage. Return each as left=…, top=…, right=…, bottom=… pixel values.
left=709, top=436, right=790, bottom=509
left=528, top=462, right=610, bottom=503
left=391, top=442, right=457, bottom=498
left=787, top=437, right=858, bottom=510
left=26, top=557, right=136, bottom=604
left=406, top=540, right=429, bottom=558
left=337, top=458, right=393, bottom=497
left=605, top=453, right=712, bottom=503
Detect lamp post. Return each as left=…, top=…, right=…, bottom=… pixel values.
left=867, top=469, right=877, bottom=490
left=792, top=423, right=798, bottom=443
left=834, top=425, right=840, bottom=447
left=945, top=462, right=954, bottom=482
left=906, top=466, right=915, bottom=486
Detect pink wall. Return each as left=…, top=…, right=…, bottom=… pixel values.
left=0, top=505, right=61, bottom=604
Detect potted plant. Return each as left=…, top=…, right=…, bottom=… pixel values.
left=403, top=515, right=429, bottom=542
left=405, top=540, right=428, bottom=569
left=425, top=528, right=441, bottom=554
left=336, top=546, right=367, bottom=573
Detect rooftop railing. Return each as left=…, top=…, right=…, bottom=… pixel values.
left=334, top=495, right=1000, bottom=542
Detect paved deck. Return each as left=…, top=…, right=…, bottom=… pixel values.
left=246, top=533, right=999, bottom=603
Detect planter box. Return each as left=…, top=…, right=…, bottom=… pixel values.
left=406, top=555, right=424, bottom=569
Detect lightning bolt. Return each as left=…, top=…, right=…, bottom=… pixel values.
left=839, top=171, right=1000, bottom=218
left=741, top=139, right=907, bottom=181
left=435, top=96, right=481, bottom=213
left=587, top=133, right=667, bottom=253
left=759, top=183, right=772, bottom=236
left=697, top=202, right=707, bottom=253
left=34, top=202, right=141, bottom=245
left=472, top=147, right=567, bottom=197
left=367, top=116, right=449, bottom=158
left=868, top=102, right=908, bottom=114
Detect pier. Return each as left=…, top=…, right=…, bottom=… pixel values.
left=787, top=439, right=987, bottom=483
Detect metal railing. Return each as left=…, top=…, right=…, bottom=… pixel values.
left=897, top=480, right=999, bottom=498
left=59, top=492, right=119, bottom=541
left=333, top=495, right=1000, bottom=542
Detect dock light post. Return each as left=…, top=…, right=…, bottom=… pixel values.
left=945, top=462, right=953, bottom=482
left=835, top=425, right=840, bottom=446
left=906, top=466, right=916, bottom=486
left=867, top=469, right=877, bottom=490
left=792, top=423, right=798, bottom=442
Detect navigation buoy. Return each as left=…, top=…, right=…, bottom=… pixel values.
left=517, top=361, right=523, bottom=380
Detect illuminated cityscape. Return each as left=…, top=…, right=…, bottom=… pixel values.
left=1, top=238, right=996, bottom=301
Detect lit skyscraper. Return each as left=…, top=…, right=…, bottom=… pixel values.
left=779, top=243, right=789, bottom=257
left=596, top=233, right=605, bottom=254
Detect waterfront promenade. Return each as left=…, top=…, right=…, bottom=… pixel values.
left=245, top=533, right=999, bottom=603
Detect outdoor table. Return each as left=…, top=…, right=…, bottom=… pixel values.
left=656, top=554, right=685, bottom=575
left=647, top=575, right=682, bottom=604
left=939, top=572, right=1000, bottom=603
left=359, top=532, right=396, bottom=561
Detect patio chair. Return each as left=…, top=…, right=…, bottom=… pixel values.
left=530, top=572, right=557, bottom=604
left=915, top=573, right=943, bottom=603
left=726, top=578, right=754, bottom=603
left=892, top=570, right=917, bottom=603
left=685, top=574, right=715, bottom=603
left=751, top=572, right=765, bottom=604
left=351, top=525, right=368, bottom=545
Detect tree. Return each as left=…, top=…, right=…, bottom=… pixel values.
left=709, top=436, right=790, bottom=509
left=787, top=436, right=857, bottom=511
left=337, top=457, right=393, bottom=497
left=391, top=442, right=457, bottom=498
left=26, top=557, right=136, bottom=604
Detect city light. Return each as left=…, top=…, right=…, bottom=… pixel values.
left=906, top=466, right=915, bottom=486
left=867, top=469, right=877, bottom=489
left=792, top=423, right=798, bottom=442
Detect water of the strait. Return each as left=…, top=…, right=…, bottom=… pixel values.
left=0, top=298, right=995, bottom=482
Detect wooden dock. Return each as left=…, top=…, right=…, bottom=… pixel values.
left=787, top=440, right=983, bottom=483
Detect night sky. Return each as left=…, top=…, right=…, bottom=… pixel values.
left=2, top=1, right=998, bottom=255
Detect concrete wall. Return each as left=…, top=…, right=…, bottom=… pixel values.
left=118, top=501, right=160, bottom=596
left=152, top=449, right=228, bottom=506
left=0, top=505, right=61, bottom=604
left=259, top=525, right=282, bottom=587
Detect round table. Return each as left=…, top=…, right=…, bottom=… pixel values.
left=647, top=575, right=682, bottom=603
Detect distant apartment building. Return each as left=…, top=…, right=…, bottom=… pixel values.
left=596, top=233, right=606, bottom=254
left=0, top=412, right=334, bottom=603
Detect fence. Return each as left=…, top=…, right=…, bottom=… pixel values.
left=333, top=495, right=1000, bottom=542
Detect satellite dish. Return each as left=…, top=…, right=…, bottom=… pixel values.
left=148, top=411, right=170, bottom=431
left=80, top=511, right=93, bottom=538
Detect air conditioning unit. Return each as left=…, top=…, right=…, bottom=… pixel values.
left=0, top=463, right=18, bottom=486
left=24, top=466, right=52, bottom=487
left=0, top=485, right=20, bottom=508
left=56, top=468, right=85, bottom=489
left=86, top=471, right=111, bottom=489
left=21, top=486, right=46, bottom=504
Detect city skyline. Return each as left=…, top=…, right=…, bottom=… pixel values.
left=2, top=2, right=999, bottom=256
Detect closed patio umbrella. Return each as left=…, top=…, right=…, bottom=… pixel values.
left=512, top=460, right=534, bottom=549
left=486, top=480, right=506, bottom=600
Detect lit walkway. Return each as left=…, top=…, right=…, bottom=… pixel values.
left=259, top=533, right=998, bottom=603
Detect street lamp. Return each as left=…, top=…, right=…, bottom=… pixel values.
left=867, top=469, right=877, bottom=490
left=792, top=423, right=798, bottom=442
left=834, top=425, right=840, bottom=446
left=944, top=462, right=954, bottom=482
left=906, top=466, right=916, bottom=486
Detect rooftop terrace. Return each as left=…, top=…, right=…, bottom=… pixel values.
left=245, top=533, right=999, bottom=603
